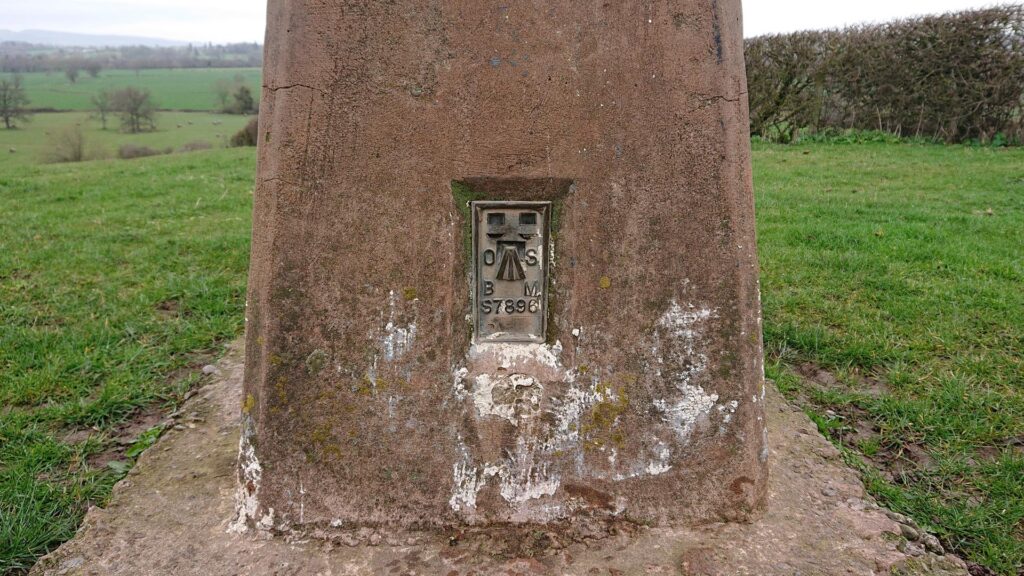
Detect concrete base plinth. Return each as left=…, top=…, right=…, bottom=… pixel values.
left=31, top=342, right=968, bottom=576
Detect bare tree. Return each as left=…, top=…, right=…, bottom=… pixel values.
left=111, top=87, right=157, bottom=133
left=44, top=125, right=88, bottom=163
left=91, top=90, right=113, bottom=130
left=65, top=66, right=80, bottom=84
left=0, top=75, right=31, bottom=129
left=85, top=63, right=102, bottom=78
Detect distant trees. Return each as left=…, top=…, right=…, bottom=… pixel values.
left=745, top=32, right=826, bottom=143
left=111, top=87, right=157, bottom=133
left=0, top=42, right=263, bottom=74
left=214, top=79, right=258, bottom=114
left=746, top=5, right=1024, bottom=144
left=85, top=63, right=102, bottom=78
left=0, top=75, right=31, bottom=129
left=232, top=85, right=256, bottom=114
left=91, top=90, right=113, bottom=130
left=87, top=86, right=155, bottom=133
left=65, top=66, right=80, bottom=84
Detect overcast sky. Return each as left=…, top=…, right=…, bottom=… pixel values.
left=0, top=0, right=1017, bottom=44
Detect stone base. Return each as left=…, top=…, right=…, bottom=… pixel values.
left=32, top=342, right=968, bottom=576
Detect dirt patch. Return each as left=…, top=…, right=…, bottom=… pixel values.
left=161, top=348, right=221, bottom=395
left=63, top=347, right=224, bottom=474
left=794, top=362, right=891, bottom=398
left=966, top=562, right=998, bottom=576
left=155, top=299, right=181, bottom=319
left=788, top=362, right=929, bottom=476
left=785, top=362, right=1018, bottom=575
left=61, top=428, right=95, bottom=445
left=112, top=407, right=165, bottom=445
left=84, top=407, right=167, bottom=470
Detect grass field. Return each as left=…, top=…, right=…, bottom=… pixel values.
left=755, top=140, right=1024, bottom=574
left=0, top=150, right=254, bottom=573
left=0, top=141, right=1021, bottom=574
left=0, top=112, right=252, bottom=169
left=11, top=68, right=261, bottom=112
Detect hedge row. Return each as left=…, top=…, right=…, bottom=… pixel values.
left=745, top=5, right=1024, bottom=144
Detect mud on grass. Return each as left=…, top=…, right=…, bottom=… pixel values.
left=0, top=150, right=253, bottom=573
left=754, top=140, right=1024, bottom=574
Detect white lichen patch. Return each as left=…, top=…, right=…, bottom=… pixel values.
left=648, top=300, right=721, bottom=443
left=449, top=459, right=486, bottom=512
left=646, top=442, right=674, bottom=475
left=612, top=441, right=674, bottom=480
left=654, top=386, right=719, bottom=442
left=379, top=289, right=417, bottom=362
left=546, top=379, right=616, bottom=451
left=717, top=399, right=742, bottom=434
left=228, top=426, right=273, bottom=534
left=470, top=373, right=542, bottom=423
left=381, top=321, right=416, bottom=361
left=448, top=340, right=573, bottom=516
left=718, top=399, right=740, bottom=424
left=468, top=341, right=564, bottom=373
left=655, top=300, right=715, bottom=385
left=449, top=448, right=558, bottom=513
left=451, top=366, right=469, bottom=401
left=498, top=437, right=561, bottom=504
left=448, top=339, right=572, bottom=515
left=646, top=461, right=673, bottom=475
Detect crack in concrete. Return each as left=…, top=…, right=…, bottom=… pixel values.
left=264, top=83, right=328, bottom=95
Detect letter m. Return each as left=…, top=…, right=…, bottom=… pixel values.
left=524, top=281, right=541, bottom=297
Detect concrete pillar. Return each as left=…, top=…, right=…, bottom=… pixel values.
left=235, top=0, right=767, bottom=537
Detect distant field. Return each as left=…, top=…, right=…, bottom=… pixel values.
left=0, top=112, right=252, bottom=169
left=11, top=68, right=262, bottom=111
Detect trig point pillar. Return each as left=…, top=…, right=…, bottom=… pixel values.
left=235, top=0, right=767, bottom=536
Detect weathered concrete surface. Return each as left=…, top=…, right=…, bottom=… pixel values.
left=33, top=343, right=968, bottom=576
left=244, top=0, right=766, bottom=532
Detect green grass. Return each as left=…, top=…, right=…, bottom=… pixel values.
left=0, top=150, right=254, bottom=573
left=754, top=140, right=1024, bottom=574
left=0, top=141, right=1021, bottom=574
left=0, top=112, right=251, bottom=169
left=11, top=68, right=261, bottom=112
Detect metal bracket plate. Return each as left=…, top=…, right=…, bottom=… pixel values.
left=471, top=201, right=551, bottom=344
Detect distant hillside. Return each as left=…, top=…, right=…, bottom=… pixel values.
left=0, top=29, right=187, bottom=48
left=0, top=40, right=262, bottom=73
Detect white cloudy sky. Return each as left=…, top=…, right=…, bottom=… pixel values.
left=0, top=0, right=1017, bottom=43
